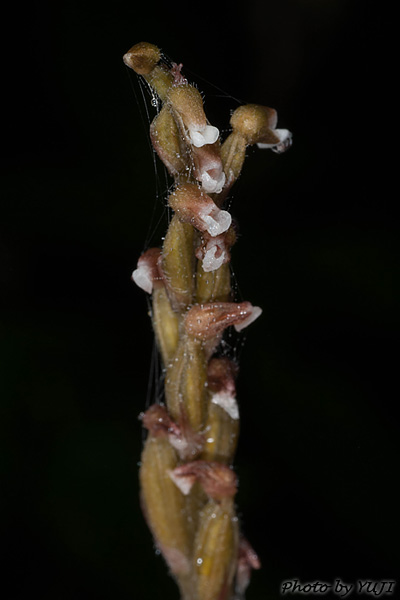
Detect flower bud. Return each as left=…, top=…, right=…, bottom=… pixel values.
left=165, top=335, right=207, bottom=432
left=150, top=105, right=189, bottom=175
left=123, top=41, right=160, bottom=75
left=184, top=301, right=262, bottom=340
left=202, top=401, right=239, bottom=464
left=162, top=214, right=195, bottom=310
left=230, top=104, right=277, bottom=145
left=194, top=500, right=239, bottom=600
left=131, top=247, right=163, bottom=294
left=123, top=42, right=174, bottom=101
left=168, top=183, right=231, bottom=237
left=220, top=132, right=247, bottom=187
left=139, top=435, right=191, bottom=576
left=152, top=286, right=180, bottom=365
left=196, top=262, right=232, bottom=307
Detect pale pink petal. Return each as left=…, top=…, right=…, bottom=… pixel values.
left=234, top=306, right=262, bottom=332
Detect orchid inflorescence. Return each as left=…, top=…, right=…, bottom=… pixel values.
left=124, top=42, right=291, bottom=600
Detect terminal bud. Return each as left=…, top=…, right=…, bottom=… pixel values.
left=123, top=41, right=161, bottom=75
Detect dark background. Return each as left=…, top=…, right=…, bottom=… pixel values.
left=2, top=0, right=398, bottom=598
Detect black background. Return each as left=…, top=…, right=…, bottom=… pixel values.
left=2, top=1, right=398, bottom=599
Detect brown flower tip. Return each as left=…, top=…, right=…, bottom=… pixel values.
left=195, top=227, right=236, bottom=273
left=184, top=301, right=262, bottom=340
left=230, top=103, right=292, bottom=152
left=207, top=357, right=239, bottom=420
left=235, top=536, right=261, bottom=595
left=141, top=405, right=204, bottom=459
left=207, top=357, right=238, bottom=392
left=123, top=42, right=160, bottom=75
left=169, top=460, right=238, bottom=500
left=140, top=404, right=172, bottom=438
left=131, top=247, right=163, bottom=294
left=168, top=183, right=231, bottom=237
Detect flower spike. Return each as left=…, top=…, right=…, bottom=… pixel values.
left=125, top=41, right=291, bottom=600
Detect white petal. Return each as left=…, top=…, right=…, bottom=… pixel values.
left=234, top=306, right=262, bottom=332
left=274, top=129, right=292, bottom=143
left=131, top=264, right=153, bottom=293
left=167, top=470, right=195, bottom=495
left=190, top=129, right=207, bottom=147
left=202, top=246, right=226, bottom=272
left=257, top=129, right=292, bottom=153
left=201, top=170, right=226, bottom=194
left=211, top=390, right=239, bottom=420
left=189, top=125, right=220, bottom=148
left=168, top=434, right=189, bottom=456
left=202, top=125, right=219, bottom=145
left=200, top=207, right=231, bottom=237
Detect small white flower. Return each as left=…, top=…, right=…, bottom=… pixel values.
left=200, top=170, right=226, bottom=194
left=189, top=124, right=220, bottom=148
left=198, top=204, right=231, bottom=237
left=202, top=245, right=226, bottom=272
left=131, top=263, right=153, bottom=293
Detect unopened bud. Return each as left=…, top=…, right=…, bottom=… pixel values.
left=150, top=105, right=188, bottom=175
left=152, top=286, right=180, bottom=365
left=194, top=500, right=239, bottom=600
left=202, top=400, right=239, bottom=463
left=123, top=42, right=173, bottom=101
left=131, top=247, right=163, bottom=294
left=162, top=214, right=195, bottom=309
left=185, top=301, right=262, bottom=340
left=123, top=41, right=160, bottom=75
left=139, top=435, right=191, bottom=576
left=168, top=183, right=231, bottom=237
left=165, top=335, right=207, bottom=432
left=220, top=132, right=247, bottom=192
